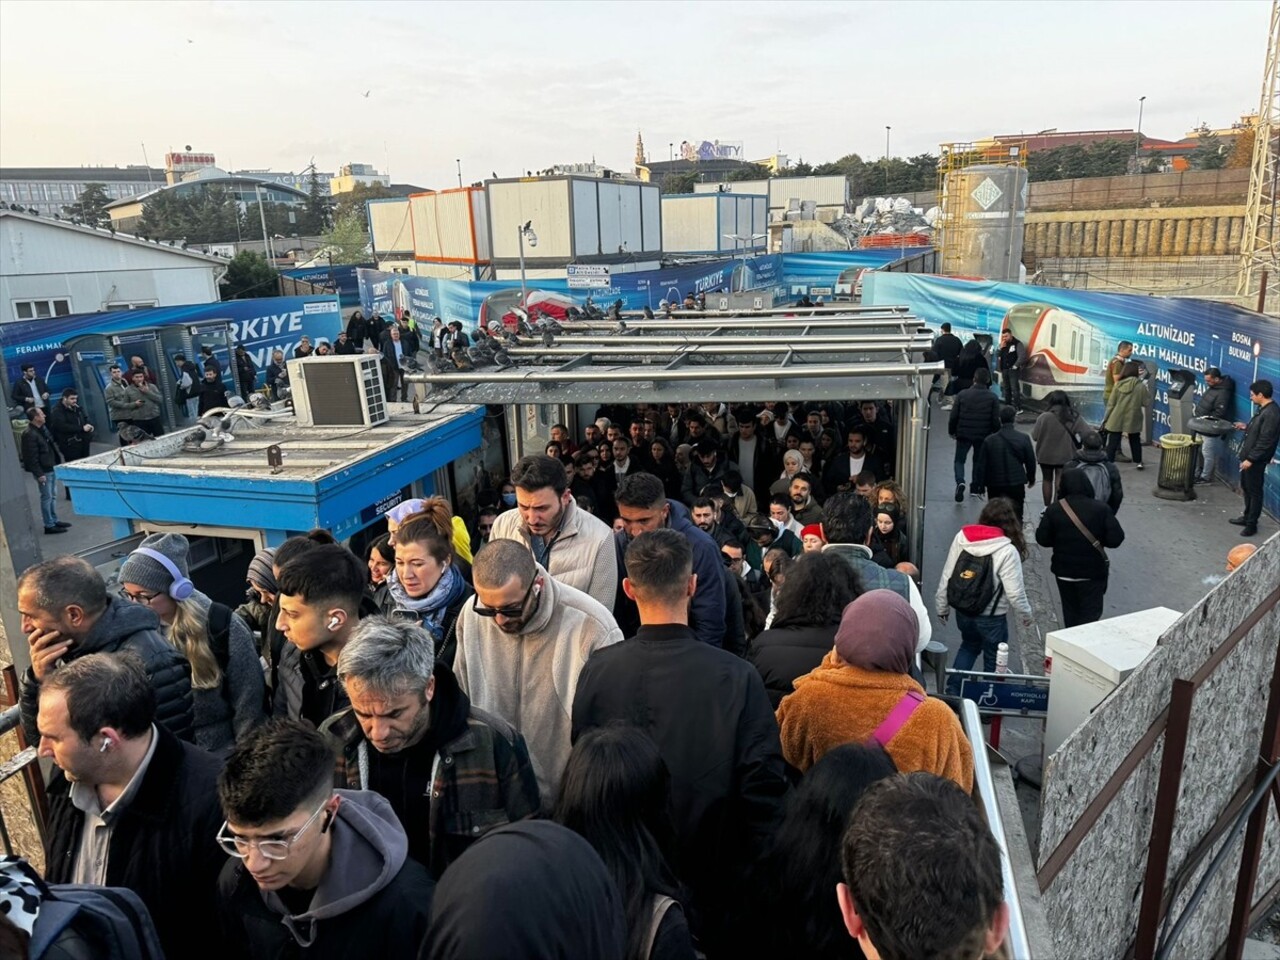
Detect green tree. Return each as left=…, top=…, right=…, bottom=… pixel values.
left=63, top=182, right=111, bottom=227
left=790, top=158, right=814, bottom=176
left=301, top=167, right=331, bottom=234
left=220, top=250, right=279, bottom=300
left=332, top=182, right=394, bottom=227
left=1191, top=126, right=1227, bottom=170
left=659, top=171, right=697, bottom=194
left=726, top=163, right=772, bottom=182
left=322, top=210, right=371, bottom=264
left=1026, top=139, right=1136, bottom=181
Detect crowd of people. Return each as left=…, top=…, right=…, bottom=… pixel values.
left=11, top=390, right=1013, bottom=958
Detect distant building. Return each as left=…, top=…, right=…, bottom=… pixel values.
left=104, top=168, right=309, bottom=234
left=632, top=130, right=759, bottom=185
left=984, top=130, right=1138, bottom=154
left=0, top=166, right=165, bottom=218
left=235, top=168, right=335, bottom=195
left=330, top=163, right=391, bottom=195
left=0, top=209, right=225, bottom=324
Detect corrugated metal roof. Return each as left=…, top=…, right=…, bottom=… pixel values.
left=0, top=210, right=228, bottom=263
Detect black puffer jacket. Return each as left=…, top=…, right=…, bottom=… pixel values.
left=1194, top=376, right=1234, bottom=420
left=21, top=596, right=195, bottom=745
left=949, top=384, right=1001, bottom=442
left=979, top=425, right=1037, bottom=487
left=748, top=623, right=839, bottom=709
left=1035, top=494, right=1126, bottom=581
left=44, top=725, right=227, bottom=959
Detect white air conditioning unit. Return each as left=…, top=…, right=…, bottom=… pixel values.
left=287, top=355, right=388, bottom=427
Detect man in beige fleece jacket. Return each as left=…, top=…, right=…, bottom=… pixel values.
left=453, top=539, right=623, bottom=805
left=489, top=454, right=617, bottom=610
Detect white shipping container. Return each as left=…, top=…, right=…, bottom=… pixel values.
left=368, top=198, right=412, bottom=256
left=768, top=175, right=848, bottom=211
left=488, top=177, right=661, bottom=263
left=661, top=194, right=768, bottom=254
left=409, top=188, right=489, bottom=264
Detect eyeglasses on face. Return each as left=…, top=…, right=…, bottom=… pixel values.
left=472, top=578, right=536, bottom=618
left=217, top=796, right=333, bottom=861
left=122, top=588, right=161, bottom=605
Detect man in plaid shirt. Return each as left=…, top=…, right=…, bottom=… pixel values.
left=321, top=617, right=540, bottom=877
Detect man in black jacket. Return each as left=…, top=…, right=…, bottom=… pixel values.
left=1065, top=432, right=1124, bottom=516
left=931, top=323, right=963, bottom=402
left=217, top=720, right=434, bottom=959
left=19, top=557, right=195, bottom=745
left=20, top=407, right=66, bottom=534
left=1035, top=468, right=1126, bottom=627
left=48, top=388, right=95, bottom=463
left=573, top=529, right=787, bottom=952
left=997, top=330, right=1028, bottom=411
left=38, top=653, right=226, bottom=959
left=1194, top=367, right=1234, bottom=484
left=949, top=366, right=1001, bottom=501
left=1231, top=379, right=1279, bottom=537
left=12, top=363, right=51, bottom=414
left=979, top=405, right=1036, bottom=520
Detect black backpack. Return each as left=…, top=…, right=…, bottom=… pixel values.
left=27, top=883, right=166, bottom=960
left=946, top=550, right=1005, bottom=616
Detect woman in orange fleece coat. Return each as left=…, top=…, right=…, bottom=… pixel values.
left=776, top=589, right=974, bottom=791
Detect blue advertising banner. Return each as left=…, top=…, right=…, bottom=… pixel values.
left=281, top=264, right=374, bottom=307
left=357, top=255, right=788, bottom=330
left=781, top=249, right=933, bottom=296
left=1, top=296, right=343, bottom=396
left=863, top=272, right=1280, bottom=514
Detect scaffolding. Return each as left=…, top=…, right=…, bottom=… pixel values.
left=1238, top=0, right=1280, bottom=309
left=936, top=141, right=1028, bottom=277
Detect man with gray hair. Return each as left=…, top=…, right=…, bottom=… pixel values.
left=453, top=539, right=623, bottom=803
left=321, top=616, right=540, bottom=875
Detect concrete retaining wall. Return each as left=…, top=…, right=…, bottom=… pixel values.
left=1024, top=206, right=1247, bottom=263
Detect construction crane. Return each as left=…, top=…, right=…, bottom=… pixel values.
left=1238, top=0, right=1280, bottom=312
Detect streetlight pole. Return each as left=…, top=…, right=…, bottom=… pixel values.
left=669, top=142, right=673, bottom=162
left=517, top=220, right=537, bottom=309
left=885, top=126, right=892, bottom=195
left=456, top=159, right=462, bottom=188
left=1135, top=96, right=1146, bottom=172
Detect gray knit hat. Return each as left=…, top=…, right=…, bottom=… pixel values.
left=246, top=547, right=277, bottom=592
left=119, top=533, right=191, bottom=594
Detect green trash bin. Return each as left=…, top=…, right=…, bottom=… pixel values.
left=10, top=415, right=29, bottom=450
left=1154, top=433, right=1201, bottom=502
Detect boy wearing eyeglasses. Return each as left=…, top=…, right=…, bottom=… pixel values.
left=216, top=719, right=435, bottom=959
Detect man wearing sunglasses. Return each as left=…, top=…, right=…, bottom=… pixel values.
left=453, top=539, right=623, bottom=804
left=37, top=652, right=225, bottom=958
left=216, top=719, right=435, bottom=958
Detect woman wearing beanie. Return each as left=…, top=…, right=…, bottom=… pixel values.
left=775, top=589, right=973, bottom=790
left=799, top=524, right=826, bottom=553
left=119, top=534, right=265, bottom=753
left=386, top=516, right=473, bottom=667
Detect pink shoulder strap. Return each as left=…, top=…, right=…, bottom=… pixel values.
left=867, top=690, right=927, bottom=748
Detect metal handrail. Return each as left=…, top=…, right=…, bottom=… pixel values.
left=959, top=698, right=1034, bottom=960
left=0, top=704, right=19, bottom=737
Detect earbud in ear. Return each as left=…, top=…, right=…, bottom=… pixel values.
left=327, top=616, right=341, bottom=630
left=99, top=738, right=111, bottom=753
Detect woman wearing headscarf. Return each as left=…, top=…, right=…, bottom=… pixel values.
left=775, top=589, right=973, bottom=790
left=769, top=449, right=805, bottom=497
left=423, top=820, right=626, bottom=960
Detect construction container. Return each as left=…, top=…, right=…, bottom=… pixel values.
left=409, top=187, right=491, bottom=265
left=661, top=194, right=768, bottom=255
left=486, top=176, right=662, bottom=268
left=367, top=197, right=412, bottom=261
left=696, top=175, right=849, bottom=214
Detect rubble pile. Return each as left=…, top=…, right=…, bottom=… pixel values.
left=829, top=197, right=942, bottom=246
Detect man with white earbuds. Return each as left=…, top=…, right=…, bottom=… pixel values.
left=18, top=555, right=195, bottom=747
left=273, top=544, right=368, bottom=727
left=37, top=652, right=227, bottom=958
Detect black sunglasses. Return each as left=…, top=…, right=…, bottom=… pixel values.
left=472, top=578, right=536, bottom=618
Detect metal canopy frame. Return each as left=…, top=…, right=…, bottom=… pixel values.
left=406, top=306, right=939, bottom=564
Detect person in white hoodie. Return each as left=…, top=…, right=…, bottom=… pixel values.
left=216, top=719, right=435, bottom=960
left=935, top=497, right=1035, bottom=696
left=453, top=539, right=623, bottom=805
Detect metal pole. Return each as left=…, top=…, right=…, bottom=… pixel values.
left=0, top=359, right=40, bottom=678
left=1257, top=269, right=1269, bottom=314
left=885, top=126, right=892, bottom=194
left=1136, top=96, right=1147, bottom=171
left=518, top=225, right=527, bottom=310
left=456, top=159, right=462, bottom=189
left=255, top=185, right=273, bottom=265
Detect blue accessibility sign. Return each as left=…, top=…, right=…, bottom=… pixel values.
left=957, top=676, right=1050, bottom=717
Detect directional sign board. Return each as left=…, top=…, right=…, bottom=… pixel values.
left=956, top=674, right=1050, bottom=717
left=566, top=264, right=611, bottom=289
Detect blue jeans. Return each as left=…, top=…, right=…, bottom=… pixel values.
left=37, top=475, right=58, bottom=528
left=1199, top=435, right=1224, bottom=481
left=954, top=437, right=987, bottom=489
left=946, top=611, right=1009, bottom=695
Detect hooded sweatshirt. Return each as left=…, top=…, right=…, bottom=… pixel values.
left=217, top=789, right=434, bottom=960
left=423, top=821, right=626, bottom=960
left=453, top=565, right=623, bottom=803
left=20, top=595, right=194, bottom=746
left=934, top=524, right=1032, bottom=621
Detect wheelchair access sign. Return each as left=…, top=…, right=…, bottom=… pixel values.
left=955, top=673, right=1050, bottom=718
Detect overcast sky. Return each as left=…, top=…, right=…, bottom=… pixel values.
left=0, top=0, right=1268, bottom=188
